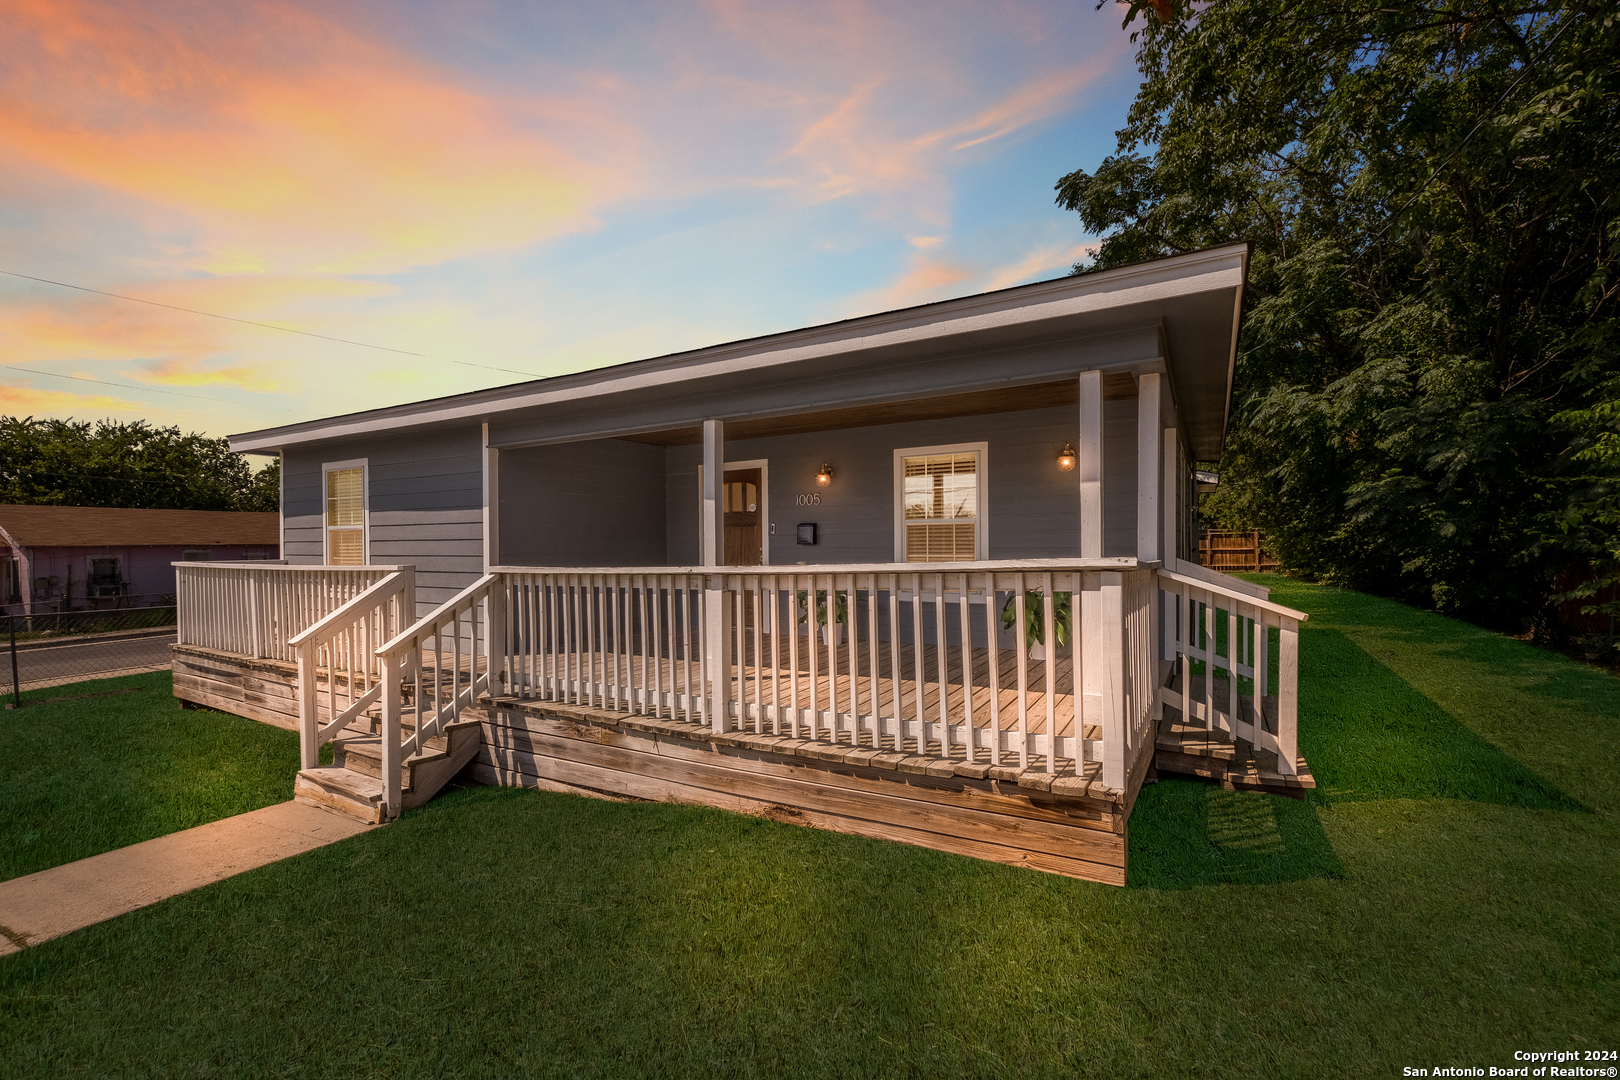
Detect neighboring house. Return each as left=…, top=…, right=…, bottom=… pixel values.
left=0, top=505, right=280, bottom=615
left=173, top=243, right=1312, bottom=886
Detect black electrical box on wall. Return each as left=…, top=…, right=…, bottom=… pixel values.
left=796, top=523, right=817, bottom=545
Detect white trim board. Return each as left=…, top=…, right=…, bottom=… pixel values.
left=892, top=442, right=989, bottom=563
left=321, top=458, right=369, bottom=566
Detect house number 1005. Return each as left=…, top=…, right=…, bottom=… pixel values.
left=795, top=493, right=822, bottom=506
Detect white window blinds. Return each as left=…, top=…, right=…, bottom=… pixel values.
left=326, top=466, right=364, bottom=565
left=901, top=451, right=979, bottom=562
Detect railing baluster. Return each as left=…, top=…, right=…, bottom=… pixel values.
left=788, top=579, right=801, bottom=739
left=1015, top=577, right=1029, bottom=769
left=934, top=573, right=948, bottom=758
left=957, top=573, right=972, bottom=763
left=885, top=574, right=901, bottom=753
left=1042, top=571, right=1056, bottom=773
left=984, top=580, right=1001, bottom=766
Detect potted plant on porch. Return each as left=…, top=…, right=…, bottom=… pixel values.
left=797, top=589, right=848, bottom=646
left=999, top=590, right=1071, bottom=661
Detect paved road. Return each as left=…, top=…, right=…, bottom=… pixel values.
left=10, top=629, right=176, bottom=693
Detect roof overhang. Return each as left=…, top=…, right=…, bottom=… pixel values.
left=231, top=243, right=1248, bottom=460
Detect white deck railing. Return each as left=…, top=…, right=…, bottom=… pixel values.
left=174, top=563, right=411, bottom=661
left=287, top=571, right=416, bottom=770
left=1156, top=566, right=1307, bottom=774
left=189, top=558, right=1307, bottom=821
left=373, top=574, right=502, bottom=815
left=479, top=561, right=1159, bottom=790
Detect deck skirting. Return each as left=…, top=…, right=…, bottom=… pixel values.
left=470, top=697, right=1130, bottom=886
left=172, top=644, right=303, bottom=731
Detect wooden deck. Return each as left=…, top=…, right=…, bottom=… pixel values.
left=173, top=636, right=1307, bottom=888
left=502, top=630, right=1096, bottom=757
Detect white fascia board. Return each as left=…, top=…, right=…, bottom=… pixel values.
left=231, top=244, right=1247, bottom=454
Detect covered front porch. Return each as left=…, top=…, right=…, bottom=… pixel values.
left=178, top=242, right=1310, bottom=884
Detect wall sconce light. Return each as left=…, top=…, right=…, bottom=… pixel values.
left=1056, top=443, right=1077, bottom=472
left=815, top=463, right=834, bottom=487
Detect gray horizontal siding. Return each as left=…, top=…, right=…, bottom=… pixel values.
left=662, top=404, right=1140, bottom=565
left=498, top=439, right=665, bottom=566
left=281, top=426, right=484, bottom=613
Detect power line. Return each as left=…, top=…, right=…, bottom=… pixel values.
left=0, top=268, right=547, bottom=380
left=3, top=366, right=283, bottom=408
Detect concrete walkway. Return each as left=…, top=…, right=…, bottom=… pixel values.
left=0, top=801, right=370, bottom=956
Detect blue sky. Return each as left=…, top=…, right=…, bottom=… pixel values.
left=0, top=0, right=1142, bottom=437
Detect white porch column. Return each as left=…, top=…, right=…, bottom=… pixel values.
left=700, top=420, right=732, bottom=731
left=1078, top=370, right=1104, bottom=559
left=1136, top=373, right=1162, bottom=563
left=1099, top=571, right=1127, bottom=791
left=1078, top=370, right=1106, bottom=772
left=1161, top=426, right=1181, bottom=664
left=481, top=422, right=503, bottom=682
left=701, top=420, right=724, bottom=567
left=1162, top=427, right=1179, bottom=566
left=481, top=422, right=500, bottom=572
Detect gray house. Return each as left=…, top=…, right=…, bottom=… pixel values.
left=174, top=242, right=1310, bottom=887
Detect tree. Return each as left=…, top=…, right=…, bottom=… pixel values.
left=1057, top=0, right=1619, bottom=633
left=0, top=416, right=279, bottom=513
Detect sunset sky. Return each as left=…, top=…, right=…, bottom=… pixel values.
left=0, top=0, right=1141, bottom=440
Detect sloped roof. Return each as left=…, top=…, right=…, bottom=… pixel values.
left=231, top=243, right=1250, bottom=461
left=0, top=505, right=279, bottom=548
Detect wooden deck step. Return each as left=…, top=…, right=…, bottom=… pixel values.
left=332, top=718, right=485, bottom=811
left=293, top=767, right=387, bottom=824
left=1153, top=718, right=1315, bottom=799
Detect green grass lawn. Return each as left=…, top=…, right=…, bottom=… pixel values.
left=0, top=671, right=301, bottom=883
left=1, top=580, right=1616, bottom=1077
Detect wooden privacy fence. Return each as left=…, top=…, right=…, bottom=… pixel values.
left=1198, top=530, right=1277, bottom=573
left=174, top=562, right=411, bottom=661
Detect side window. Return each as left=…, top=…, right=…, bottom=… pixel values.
left=323, top=462, right=367, bottom=566
left=894, top=444, right=987, bottom=562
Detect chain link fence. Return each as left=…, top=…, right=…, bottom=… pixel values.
left=6, top=606, right=177, bottom=705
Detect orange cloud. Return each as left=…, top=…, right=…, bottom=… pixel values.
left=134, top=358, right=284, bottom=392
left=983, top=242, right=1099, bottom=292
left=782, top=60, right=1118, bottom=228
left=921, top=63, right=1118, bottom=152
left=0, top=382, right=145, bottom=415
left=845, top=254, right=972, bottom=316
left=0, top=0, right=640, bottom=275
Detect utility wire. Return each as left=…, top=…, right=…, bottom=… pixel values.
left=5, top=366, right=286, bottom=408
left=0, top=268, right=547, bottom=380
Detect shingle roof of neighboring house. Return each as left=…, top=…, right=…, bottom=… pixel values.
left=0, top=505, right=279, bottom=548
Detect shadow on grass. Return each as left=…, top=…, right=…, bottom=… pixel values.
left=1301, top=627, right=1585, bottom=812
left=1128, top=778, right=1344, bottom=889
left=1129, top=616, right=1587, bottom=889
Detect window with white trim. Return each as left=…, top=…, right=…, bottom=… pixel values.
left=894, top=443, right=987, bottom=562
left=323, top=461, right=367, bottom=566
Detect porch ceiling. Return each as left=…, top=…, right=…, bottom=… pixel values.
left=614, top=373, right=1140, bottom=446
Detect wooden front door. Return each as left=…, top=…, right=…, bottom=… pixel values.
left=723, top=468, right=762, bottom=566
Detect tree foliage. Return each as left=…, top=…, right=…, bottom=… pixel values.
left=1058, top=0, right=1619, bottom=633
left=0, top=416, right=279, bottom=513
